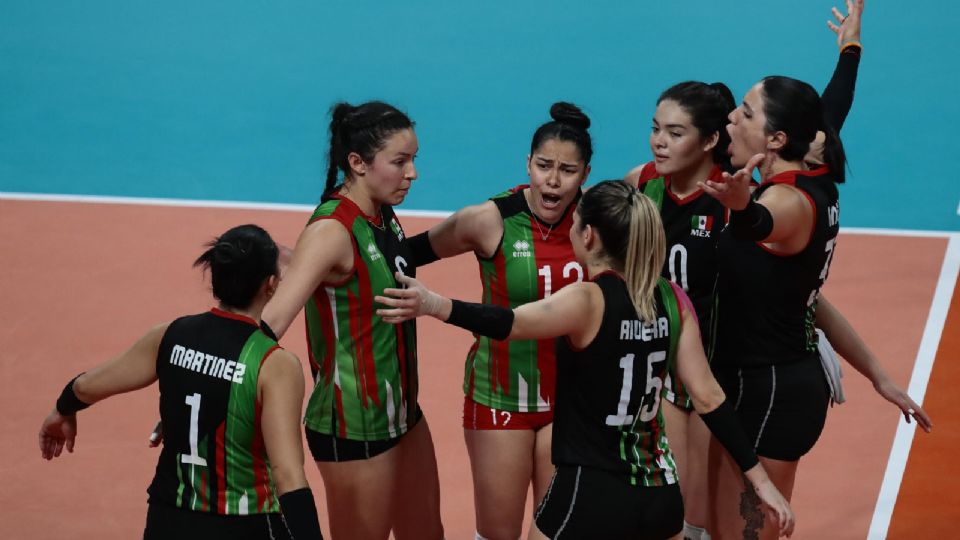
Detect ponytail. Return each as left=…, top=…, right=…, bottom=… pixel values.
left=624, top=192, right=666, bottom=323
left=577, top=181, right=665, bottom=324
left=819, top=123, right=847, bottom=184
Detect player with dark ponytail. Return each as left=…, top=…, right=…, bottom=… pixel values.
left=404, top=102, right=592, bottom=540
left=262, top=101, right=444, bottom=540
left=40, top=224, right=323, bottom=539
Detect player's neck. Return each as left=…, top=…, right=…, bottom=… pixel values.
left=339, top=182, right=381, bottom=217
left=762, top=154, right=806, bottom=181
left=670, top=159, right=714, bottom=197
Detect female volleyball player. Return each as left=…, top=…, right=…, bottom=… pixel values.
left=260, top=101, right=443, bottom=540
left=38, top=224, right=323, bottom=539
left=404, top=102, right=591, bottom=540
left=378, top=180, right=796, bottom=540
left=701, top=75, right=849, bottom=539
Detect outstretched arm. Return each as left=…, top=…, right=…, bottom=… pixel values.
left=407, top=200, right=504, bottom=266
left=375, top=272, right=599, bottom=344
left=816, top=295, right=932, bottom=432
left=39, top=322, right=167, bottom=459
left=821, top=0, right=864, bottom=132
left=262, top=219, right=354, bottom=339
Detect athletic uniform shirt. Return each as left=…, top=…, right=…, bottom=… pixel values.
left=148, top=308, right=281, bottom=515
left=638, top=162, right=726, bottom=346
left=553, top=273, right=685, bottom=487
left=712, top=167, right=840, bottom=368
left=464, top=185, right=582, bottom=412
left=638, top=163, right=727, bottom=410
left=303, top=194, right=419, bottom=441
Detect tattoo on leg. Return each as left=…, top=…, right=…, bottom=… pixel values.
left=739, top=478, right=764, bottom=540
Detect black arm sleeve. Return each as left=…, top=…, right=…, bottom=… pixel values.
left=278, top=487, right=324, bottom=539
left=821, top=45, right=862, bottom=133
left=698, top=398, right=760, bottom=472
left=446, top=299, right=514, bottom=341
left=406, top=231, right=440, bottom=268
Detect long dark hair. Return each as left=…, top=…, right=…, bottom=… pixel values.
left=761, top=76, right=846, bottom=183
left=325, top=101, right=414, bottom=197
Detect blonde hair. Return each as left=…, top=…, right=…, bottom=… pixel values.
left=624, top=191, right=666, bottom=323
left=577, top=181, right=666, bottom=323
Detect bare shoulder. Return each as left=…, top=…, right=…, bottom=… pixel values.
left=624, top=164, right=645, bottom=187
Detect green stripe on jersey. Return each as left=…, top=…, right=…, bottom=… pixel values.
left=642, top=177, right=666, bottom=210
left=223, top=330, right=278, bottom=514
left=303, top=199, right=414, bottom=440
left=466, top=196, right=546, bottom=412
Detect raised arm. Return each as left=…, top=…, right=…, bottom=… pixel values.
left=262, top=219, right=354, bottom=339
left=821, top=0, right=864, bottom=132
left=259, top=348, right=324, bottom=538
left=39, top=322, right=167, bottom=460
left=407, top=200, right=504, bottom=266
left=815, top=295, right=932, bottom=431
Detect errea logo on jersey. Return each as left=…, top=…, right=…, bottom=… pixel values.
left=512, top=240, right=532, bottom=258
left=367, top=243, right=382, bottom=261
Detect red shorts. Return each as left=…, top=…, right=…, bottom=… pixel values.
left=462, top=395, right=553, bottom=430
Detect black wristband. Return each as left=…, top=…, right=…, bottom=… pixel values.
left=406, top=231, right=440, bottom=267
left=55, top=374, right=91, bottom=416
left=699, top=398, right=759, bottom=472
left=729, top=200, right=773, bottom=241
left=446, top=299, right=514, bottom=341
left=278, top=487, right=324, bottom=539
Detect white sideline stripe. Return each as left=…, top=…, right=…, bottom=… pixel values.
left=5, top=192, right=960, bottom=230
left=867, top=233, right=960, bottom=539
left=0, top=191, right=454, bottom=218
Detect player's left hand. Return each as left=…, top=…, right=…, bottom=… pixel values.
left=701, top=153, right=764, bottom=211
left=39, top=410, right=78, bottom=460
left=375, top=273, right=445, bottom=323
left=875, top=379, right=933, bottom=432
left=828, top=0, right=864, bottom=48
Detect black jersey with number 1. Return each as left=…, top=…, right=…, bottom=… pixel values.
left=148, top=308, right=282, bottom=516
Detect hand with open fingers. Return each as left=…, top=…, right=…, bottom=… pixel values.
left=875, top=379, right=933, bottom=433
left=828, top=0, right=864, bottom=48
left=700, top=153, right=764, bottom=210
left=754, top=478, right=796, bottom=537
left=375, top=272, right=445, bottom=324
left=39, top=410, right=77, bottom=460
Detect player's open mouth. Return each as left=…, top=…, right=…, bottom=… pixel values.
left=542, top=194, right=562, bottom=209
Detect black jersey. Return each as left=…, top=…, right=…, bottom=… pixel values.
left=638, top=162, right=727, bottom=348
left=148, top=308, right=281, bottom=515
left=711, top=167, right=840, bottom=368
left=553, top=273, right=684, bottom=487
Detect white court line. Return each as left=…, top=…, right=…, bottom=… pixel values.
left=867, top=233, right=960, bottom=539
left=4, top=192, right=960, bottom=231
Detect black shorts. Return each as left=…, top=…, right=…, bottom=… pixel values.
left=305, top=407, right=423, bottom=462
left=533, top=465, right=683, bottom=540
left=715, top=357, right=830, bottom=461
left=143, top=503, right=290, bottom=540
